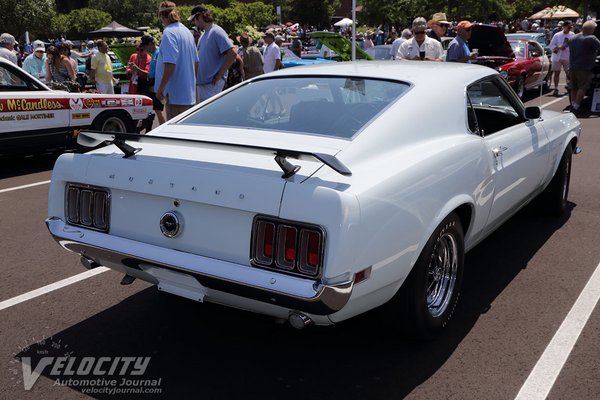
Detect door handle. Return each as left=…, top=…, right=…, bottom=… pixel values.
left=492, top=146, right=508, bottom=158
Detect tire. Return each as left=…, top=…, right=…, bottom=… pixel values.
left=396, top=212, right=464, bottom=340
left=540, top=144, right=573, bottom=216
left=92, top=111, right=133, bottom=133
left=515, top=75, right=525, bottom=99
left=542, top=72, right=552, bottom=90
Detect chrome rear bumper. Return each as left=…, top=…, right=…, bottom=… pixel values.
left=46, top=217, right=353, bottom=315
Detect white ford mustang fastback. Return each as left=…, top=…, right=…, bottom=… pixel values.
left=46, top=61, right=580, bottom=337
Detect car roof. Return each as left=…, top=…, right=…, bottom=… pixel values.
left=265, top=60, right=495, bottom=89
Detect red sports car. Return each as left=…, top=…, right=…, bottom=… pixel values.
left=470, top=24, right=551, bottom=98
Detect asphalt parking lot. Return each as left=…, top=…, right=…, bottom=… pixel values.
left=0, top=85, right=599, bottom=400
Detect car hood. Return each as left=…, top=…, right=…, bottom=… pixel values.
left=308, top=31, right=373, bottom=61
left=470, top=24, right=514, bottom=58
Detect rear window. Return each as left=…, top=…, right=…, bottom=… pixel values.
left=179, top=76, right=409, bottom=139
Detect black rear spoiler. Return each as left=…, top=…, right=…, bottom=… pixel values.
left=77, top=131, right=352, bottom=178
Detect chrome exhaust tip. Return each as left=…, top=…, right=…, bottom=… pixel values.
left=288, top=311, right=313, bottom=330
left=80, top=256, right=100, bottom=270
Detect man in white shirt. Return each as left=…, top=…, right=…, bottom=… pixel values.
left=549, top=20, right=574, bottom=95
left=262, top=31, right=281, bottom=73
left=0, top=33, right=18, bottom=65
left=397, top=17, right=443, bottom=61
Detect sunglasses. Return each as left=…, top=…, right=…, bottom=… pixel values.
left=414, top=30, right=426, bottom=35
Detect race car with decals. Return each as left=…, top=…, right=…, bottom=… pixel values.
left=0, top=57, right=154, bottom=156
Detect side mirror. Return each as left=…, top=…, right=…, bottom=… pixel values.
left=525, top=106, right=541, bottom=119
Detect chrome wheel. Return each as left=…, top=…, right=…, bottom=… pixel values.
left=515, top=76, right=525, bottom=98
left=426, top=232, right=458, bottom=318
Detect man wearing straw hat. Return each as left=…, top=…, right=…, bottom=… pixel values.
left=427, top=12, right=451, bottom=42
left=237, top=32, right=263, bottom=79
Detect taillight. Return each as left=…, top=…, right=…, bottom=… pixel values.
left=298, top=230, right=321, bottom=275
left=65, top=183, right=110, bottom=232
left=251, top=216, right=324, bottom=278
left=254, top=221, right=275, bottom=264
left=276, top=225, right=297, bottom=270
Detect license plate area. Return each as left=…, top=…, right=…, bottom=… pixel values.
left=141, top=265, right=206, bottom=302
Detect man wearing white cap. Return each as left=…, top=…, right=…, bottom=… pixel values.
left=0, top=33, right=18, bottom=64
left=22, top=40, right=47, bottom=79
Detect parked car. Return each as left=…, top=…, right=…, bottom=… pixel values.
left=499, top=39, right=551, bottom=98
left=46, top=61, right=580, bottom=338
left=306, top=31, right=373, bottom=61
left=0, top=58, right=154, bottom=155
left=281, top=48, right=335, bottom=68
left=365, top=44, right=394, bottom=60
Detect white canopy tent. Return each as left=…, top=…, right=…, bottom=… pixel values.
left=530, top=6, right=579, bottom=20
left=334, top=17, right=353, bottom=27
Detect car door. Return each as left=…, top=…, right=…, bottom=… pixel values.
left=530, top=41, right=550, bottom=84
left=467, top=77, right=549, bottom=230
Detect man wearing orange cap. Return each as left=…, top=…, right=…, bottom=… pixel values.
left=446, top=21, right=478, bottom=63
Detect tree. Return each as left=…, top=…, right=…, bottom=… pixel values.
left=88, top=0, right=162, bottom=29
left=180, top=2, right=275, bottom=38
left=287, top=0, right=341, bottom=28
left=51, top=8, right=112, bottom=39
left=0, top=0, right=56, bottom=41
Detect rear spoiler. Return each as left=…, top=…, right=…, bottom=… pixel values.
left=77, top=131, right=352, bottom=178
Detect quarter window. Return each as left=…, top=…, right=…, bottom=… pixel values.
left=466, top=79, right=525, bottom=136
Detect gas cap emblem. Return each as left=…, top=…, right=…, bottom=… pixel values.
left=160, top=211, right=182, bottom=238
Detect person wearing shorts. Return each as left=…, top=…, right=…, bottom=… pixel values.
left=568, top=20, right=600, bottom=112
left=549, top=20, right=574, bottom=96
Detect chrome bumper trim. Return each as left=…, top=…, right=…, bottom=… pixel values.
left=46, top=217, right=353, bottom=315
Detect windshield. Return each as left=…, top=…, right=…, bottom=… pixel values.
left=179, top=76, right=409, bottom=139
left=509, top=42, right=526, bottom=58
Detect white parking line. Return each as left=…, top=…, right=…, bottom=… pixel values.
left=0, top=180, right=51, bottom=194
left=515, top=261, right=600, bottom=400
left=0, top=267, right=109, bottom=311
left=540, top=96, right=568, bottom=109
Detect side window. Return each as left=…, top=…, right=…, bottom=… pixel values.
left=466, top=79, right=525, bottom=136
left=0, top=65, right=28, bottom=89
left=529, top=42, right=543, bottom=57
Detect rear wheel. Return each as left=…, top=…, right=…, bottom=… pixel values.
left=395, top=212, right=464, bottom=340
left=515, top=75, right=525, bottom=98
left=540, top=144, right=573, bottom=216
left=91, top=111, right=133, bottom=133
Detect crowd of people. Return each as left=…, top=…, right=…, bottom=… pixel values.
left=2, top=2, right=600, bottom=120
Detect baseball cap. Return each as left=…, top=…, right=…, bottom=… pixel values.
left=187, top=4, right=208, bottom=21
left=33, top=40, right=45, bottom=52
left=0, top=33, right=16, bottom=45
left=262, top=30, right=275, bottom=39
left=457, top=21, right=474, bottom=30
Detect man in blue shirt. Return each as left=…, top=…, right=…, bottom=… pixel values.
left=189, top=4, right=236, bottom=103
left=155, top=1, right=199, bottom=121
left=446, top=21, right=478, bottom=63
